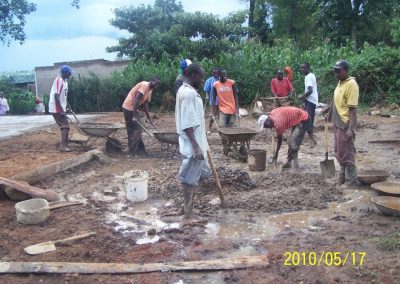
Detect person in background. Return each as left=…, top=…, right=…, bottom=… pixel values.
left=284, top=66, right=294, bottom=83
left=176, top=63, right=211, bottom=223
left=174, top=59, right=192, bottom=95
left=258, top=106, right=311, bottom=169
left=204, top=68, right=219, bottom=130
left=271, top=69, right=293, bottom=98
left=122, top=77, right=161, bottom=157
left=211, top=69, right=239, bottom=128
left=33, top=97, right=45, bottom=114
left=0, top=92, right=10, bottom=115
left=48, top=65, right=73, bottom=152
left=324, top=60, right=359, bottom=187
left=299, top=62, right=318, bottom=147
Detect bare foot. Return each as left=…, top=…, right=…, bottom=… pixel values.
left=59, top=146, right=72, bottom=152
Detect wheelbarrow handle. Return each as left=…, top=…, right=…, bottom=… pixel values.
left=137, top=120, right=154, bottom=138
left=149, top=121, right=160, bottom=132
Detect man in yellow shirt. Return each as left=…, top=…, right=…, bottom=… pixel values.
left=324, top=60, right=359, bottom=186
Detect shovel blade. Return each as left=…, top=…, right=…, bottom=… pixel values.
left=24, top=242, right=56, bottom=255
left=320, top=159, right=336, bottom=178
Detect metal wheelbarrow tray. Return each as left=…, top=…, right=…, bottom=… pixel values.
left=153, top=132, right=179, bottom=157
left=79, top=123, right=122, bottom=137
left=218, top=127, right=259, bottom=161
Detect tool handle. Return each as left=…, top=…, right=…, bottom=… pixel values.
left=324, top=117, right=329, bottom=152
left=54, top=232, right=96, bottom=244
left=48, top=201, right=83, bottom=210
left=207, top=150, right=224, bottom=206
left=150, top=121, right=160, bottom=133
left=137, top=121, right=154, bottom=138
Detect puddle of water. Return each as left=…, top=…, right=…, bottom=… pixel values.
left=136, top=235, right=161, bottom=245
left=203, top=188, right=373, bottom=241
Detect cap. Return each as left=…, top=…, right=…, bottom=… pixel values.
left=257, top=114, right=268, bottom=132
left=179, top=59, right=192, bottom=70
left=332, top=60, right=349, bottom=71
left=60, top=65, right=73, bottom=74
left=35, top=97, right=43, bottom=104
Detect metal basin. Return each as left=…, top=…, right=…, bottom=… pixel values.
left=15, top=198, right=50, bottom=225
left=371, top=181, right=400, bottom=197
left=79, top=123, right=121, bottom=137
left=153, top=132, right=179, bottom=145
left=371, top=196, right=400, bottom=217
left=357, top=170, right=390, bottom=185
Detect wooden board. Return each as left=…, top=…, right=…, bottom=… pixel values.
left=0, top=255, right=268, bottom=274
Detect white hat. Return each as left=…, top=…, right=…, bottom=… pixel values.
left=257, top=114, right=268, bottom=132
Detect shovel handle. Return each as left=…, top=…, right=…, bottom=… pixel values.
left=48, top=201, right=83, bottom=210
left=207, top=150, right=225, bottom=206
left=54, top=232, right=96, bottom=244
left=324, top=117, right=329, bottom=153
left=150, top=121, right=159, bottom=132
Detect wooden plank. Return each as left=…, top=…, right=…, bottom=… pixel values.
left=369, top=139, right=400, bottom=144
left=0, top=255, right=268, bottom=274
left=0, top=177, right=59, bottom=201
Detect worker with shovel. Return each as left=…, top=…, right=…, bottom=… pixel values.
left=176, top=64, right=211, bottom=223
left=258, top=106, right=311, bottom=169
left=122, top=77, right=161, bottom=157
left=48, top=65, right=73, bottom=152
left=323, top=60, right=359, bottom=187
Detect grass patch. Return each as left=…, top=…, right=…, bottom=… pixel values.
left=377, top=230, right=400, bottom=251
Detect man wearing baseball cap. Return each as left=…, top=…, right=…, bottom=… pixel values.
left=324, top=60, right=359, bottom=187
left=48, top=65, right=73, bottom=151
left=174, top=59, right=192, bottom=95
left=258, top=106, right=311, bottom=169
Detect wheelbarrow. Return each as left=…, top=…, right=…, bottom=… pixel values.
left=67, top=108, right=123, bottom=151
left=217, top=127, right=259, bottom=162
left=153, top=132, right=179, bottom=158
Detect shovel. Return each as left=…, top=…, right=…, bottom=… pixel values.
left=24, top=232, right=96, bottom=255
left=320, top=117, right=335, bottom=178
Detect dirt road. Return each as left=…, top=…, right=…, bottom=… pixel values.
left=0, top=112, right=399, bottom=283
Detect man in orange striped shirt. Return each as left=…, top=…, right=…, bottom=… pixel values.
left=258, top=106, right=311, bottom=169
left=211, top=69, right=239, bottom=127
left=122, top=77, right=160, bottom=156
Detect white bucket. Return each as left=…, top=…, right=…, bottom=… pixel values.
left=123, top=170, right=149, bottom=202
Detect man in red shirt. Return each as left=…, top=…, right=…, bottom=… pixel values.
left=211, top=69, right=239, bottom=127
left=258, top=106, right=311, bottom=169
left=271, top=69, right=293, bottom=98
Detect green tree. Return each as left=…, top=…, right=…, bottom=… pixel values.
left=107, top=0, right=247, bottom=60
left=315, top=0, right=400, bottom=46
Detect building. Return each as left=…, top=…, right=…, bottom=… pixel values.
left=35, top=59, right=130, bottom=97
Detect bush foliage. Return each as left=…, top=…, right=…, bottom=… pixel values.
left=67, top=41, right=400, bottom=113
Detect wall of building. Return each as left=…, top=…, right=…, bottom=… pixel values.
left=35, top=59, right=129, bottom=97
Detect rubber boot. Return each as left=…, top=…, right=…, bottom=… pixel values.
left=339, top=166, right=346, bottom=185
left=292, top=152, right=299, bottom=170
left=182, top=184, right=194, bottom=219
left=60, top=128, right=71, bottom=152
left=344, top=165, right=358, bottom=188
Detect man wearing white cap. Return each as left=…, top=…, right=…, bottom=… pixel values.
left=258, top=106, right=311, bottom=169
left=48, top=65, right=73, bottom=152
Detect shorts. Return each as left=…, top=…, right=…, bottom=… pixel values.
left=219, top=111, right=236, bottom=128
left=178, top=155, right=211, bottom=186
left=52, top=113, right=69, bottom=130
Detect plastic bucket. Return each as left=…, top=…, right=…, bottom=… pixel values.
left=248, top=149, right=266, bottom=171
left=15, top=198, right=50, bottom=225
left=123, top=170, right=149, bottom=202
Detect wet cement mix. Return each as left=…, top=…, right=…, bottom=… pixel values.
left=1, top=112, right=400, bottom=283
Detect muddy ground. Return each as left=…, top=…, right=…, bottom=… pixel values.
left=0, top=111, right=400, bottom=283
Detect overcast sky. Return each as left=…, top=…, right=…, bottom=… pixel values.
left=0, top=0, right=246, bottom=72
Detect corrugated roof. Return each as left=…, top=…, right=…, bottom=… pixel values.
left=0, top=71, right=35, bottom=84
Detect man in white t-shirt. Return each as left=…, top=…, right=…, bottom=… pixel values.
left=300, top=62, right=318, bottom=146
left=176, top=63, right=211, bottom=223
left=48, top=65, right=73, bottom=152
